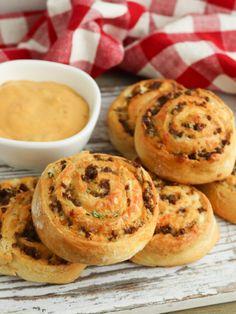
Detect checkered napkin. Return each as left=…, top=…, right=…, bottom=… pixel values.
left=1, top=0, right=236, bottom=93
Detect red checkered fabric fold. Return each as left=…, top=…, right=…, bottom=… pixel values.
left=1, top=0, right=236, bottom=93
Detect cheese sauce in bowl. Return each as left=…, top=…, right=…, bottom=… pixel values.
left=0, top=81, right=89, bottom=142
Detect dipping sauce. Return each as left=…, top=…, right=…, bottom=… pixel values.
left=0, top=81, right=89, bottom=141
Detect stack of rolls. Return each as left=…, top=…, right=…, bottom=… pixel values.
left=0, top=152, right=159, bottom=283
left=108, top=78, right=236, bottom=267
left=0, top=78, right=235, bottom=284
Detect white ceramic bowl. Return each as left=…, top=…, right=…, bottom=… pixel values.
left=0, top=60, right=101, bottom=171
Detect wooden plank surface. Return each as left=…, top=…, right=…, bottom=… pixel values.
left=0, top=85, right=236, bottom=314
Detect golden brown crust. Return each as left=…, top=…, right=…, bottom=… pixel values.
left=135, top=88, right=236, bottom=184
left=0, top=177, right=37, bottom=276
left=199, top=163, right=236, bottom=224
left=107, top=79, right=185, bottom=159
left=132, top=175, right=219, bottom=266
left=0, top=177, right=85, bottom=283
left=32, top=152, right=159, bottom=265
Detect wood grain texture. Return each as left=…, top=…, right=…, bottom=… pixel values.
left=0, top=86, right=236, bottom=314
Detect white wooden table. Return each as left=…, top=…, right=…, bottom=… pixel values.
left=0, top=83, right=236, bottom=314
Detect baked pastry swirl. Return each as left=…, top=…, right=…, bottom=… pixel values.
left=32, top=151, right=159, bottom=265
left=0, top=177, right=85, bottom=283
left=135, top=88, right=236, bottom=184
left=0, top=177, right=37, bottom=276
left=132, top=175, right=219, bottom=266
left=200, top=162, right=236, bottom=224
left=107, top=79, right=185, bottom=159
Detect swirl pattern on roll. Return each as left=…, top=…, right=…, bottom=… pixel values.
left=107, top=79, right=185, bottom=158
left=135, top=88, right=236, bottom=184
left=132, top=174, right=219, bottom=266
left=0, top=177, right=85, bottom=283
left=32, top=152, right=159, bottom=265
left=0, top=177, right=37, bottom=276
left=200, top=162, right=236, bottom=224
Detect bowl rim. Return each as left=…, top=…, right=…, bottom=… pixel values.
left=0, top=59, right=101, bottom=148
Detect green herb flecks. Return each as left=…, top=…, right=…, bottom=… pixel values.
left=92, top=210, right=104, bottom=219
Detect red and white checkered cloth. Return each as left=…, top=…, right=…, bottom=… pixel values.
left=1, top=0, right=236, bottom=93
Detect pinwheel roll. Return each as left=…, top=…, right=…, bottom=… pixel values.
left=0, top=177, right=85, bottom=284
left=32, top=152, right=159, bottom=265
left=107, top=79, right=185, bottom=159
left=0, top=177, right=37, bottom=276
left=132, top=175, right=219, bottom=267
left=135, top=89, right=236, bottom=184
left=200, top=162, right=236, bottom=224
